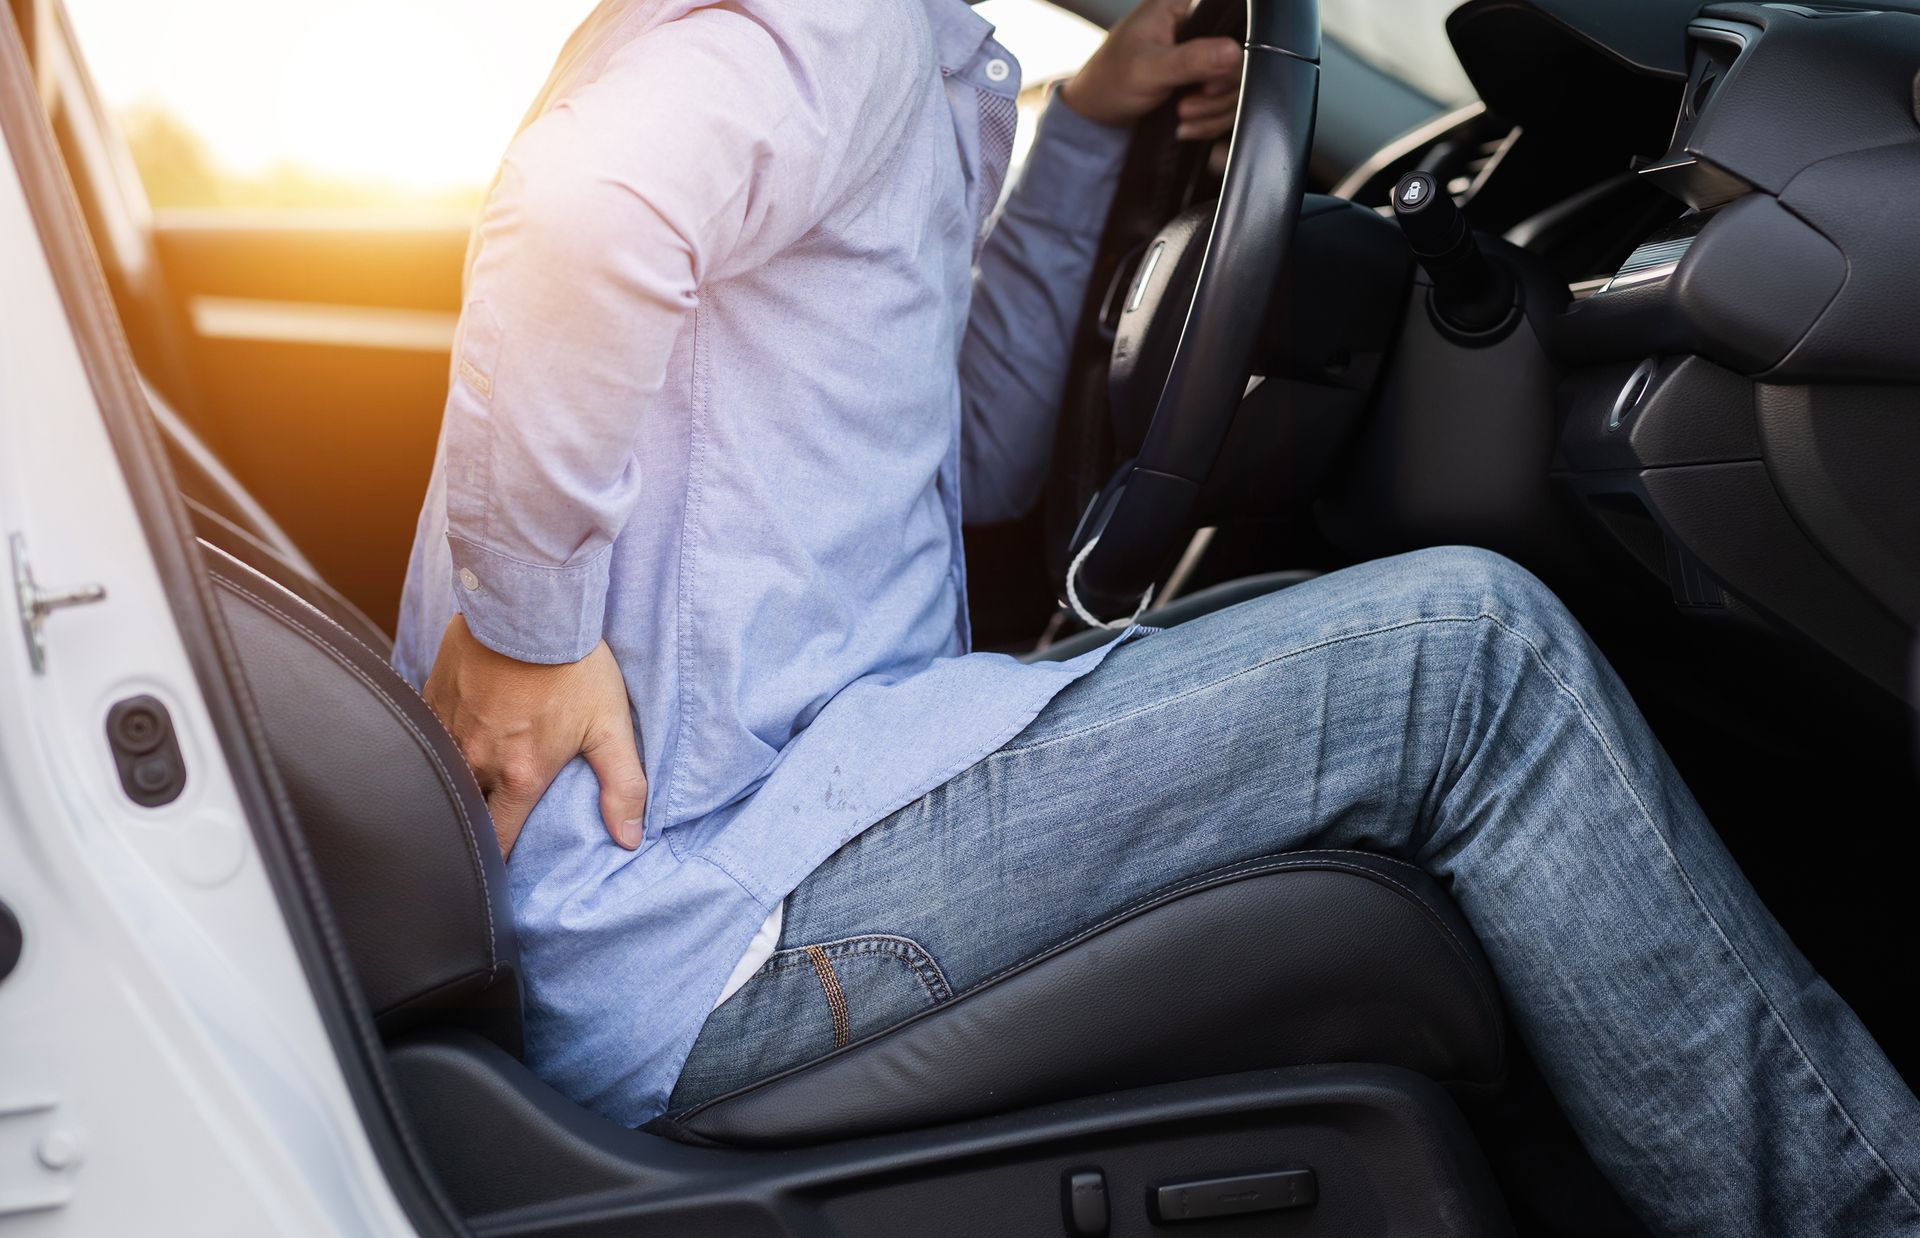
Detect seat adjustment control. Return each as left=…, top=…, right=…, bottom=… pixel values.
left=1152, top=1169, right=1317, bottom=1222
left=1063, top=1169, right=1109, bottom=1236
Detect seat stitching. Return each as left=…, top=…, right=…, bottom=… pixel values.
left=958, top=853, right=1502, bottom=1050
left=172, top=546, right=435, bottom=1152
left=212, top=574, right=499, bottom=983
left=1288, top=848, right=1430, bottom=874
left=216, top=574, right=499, bottom=980
left=377, top=967, right=511, bottom=1024
left=678, top=851, right=1500, bottom=1123
left=202, top=541, right=398, bottom=680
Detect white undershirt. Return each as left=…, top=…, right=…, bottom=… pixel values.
left=714, top=901, right=784, bottom=1008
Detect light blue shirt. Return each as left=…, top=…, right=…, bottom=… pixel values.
left=394, top=0, right=1132, bottom=1125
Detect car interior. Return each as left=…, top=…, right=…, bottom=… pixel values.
left=9, top=0, right=1920, bottom=1233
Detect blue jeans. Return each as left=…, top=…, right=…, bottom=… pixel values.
left=671, top=547, right=1920, bottom=1236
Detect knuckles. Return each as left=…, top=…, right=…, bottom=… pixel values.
left=495, top=754, right=546, bottom=796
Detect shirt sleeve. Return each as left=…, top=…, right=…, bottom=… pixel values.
left=958, top=90, right=1132, bottom=525
left=441, top=11, right=824, bottom=664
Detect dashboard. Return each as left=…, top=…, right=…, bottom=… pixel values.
left=1450, top=1, right=1920, bottom=691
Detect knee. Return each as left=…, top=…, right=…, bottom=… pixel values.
left=1392, top=545, right=1569, bottom=631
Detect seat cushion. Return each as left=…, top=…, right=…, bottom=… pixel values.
left=654, top=851, right=1505, bottom=1147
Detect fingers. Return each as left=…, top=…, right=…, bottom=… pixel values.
left=1157, top=36, right=1241, bottom=90
left=1177, top=88, right=1237, bottom=121
left=1130, top=0, right=1199, bottom=25
left=1175, top=74, right=1237, bottom=141
left=484, top=760, right=546, bottom=859
left=1177, top=113, right=1236, bottom=143
left=1176, top=86, right=1237, bottom=141
left=583, top=715, right=649, bottom=850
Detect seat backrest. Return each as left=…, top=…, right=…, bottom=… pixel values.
left=201, top=540, right=522, bottom=1054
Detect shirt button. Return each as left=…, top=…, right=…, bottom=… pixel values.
left=459, top=568, right=480, bottom=591
left=984, top=57, right=1011, bottom=83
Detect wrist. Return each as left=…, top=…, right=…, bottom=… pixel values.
left=1055, top=74, right=1127, bottom=129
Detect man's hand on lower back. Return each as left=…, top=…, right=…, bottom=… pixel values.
left=1058, top=0, right=1244, bottom=140
left=423, top=614, right=648, bottom=858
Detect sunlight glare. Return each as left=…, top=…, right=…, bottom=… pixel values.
left=61, top=0, right=1104, bottom=205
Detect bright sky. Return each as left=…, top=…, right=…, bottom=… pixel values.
left=63, top=0, right=1104, bottom=193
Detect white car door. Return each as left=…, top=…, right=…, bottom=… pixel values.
left=0, top=23, right=431, bottom=1236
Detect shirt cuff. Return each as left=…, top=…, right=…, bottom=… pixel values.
left=447, top=534, right=609, bottom=664
left=1002, top=89, right=1132, bottom=237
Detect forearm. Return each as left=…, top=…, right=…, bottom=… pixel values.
left=439, top=10, right=811, bottom=663
left=442, top=159, right=691, bottom=663
left=958, top=92, right=1130, bottom=524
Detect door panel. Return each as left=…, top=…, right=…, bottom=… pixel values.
left=152, top=214, right=469, bottom=628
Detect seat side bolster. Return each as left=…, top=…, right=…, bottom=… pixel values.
left=667, top=852, right=1505, bottom=1147
left=205, top=542, right=523, bottom=1056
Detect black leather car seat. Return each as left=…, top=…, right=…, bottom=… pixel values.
left=203, top=538, right=1505, bottom=1143
left=204, top=541, right=517, bottom=1051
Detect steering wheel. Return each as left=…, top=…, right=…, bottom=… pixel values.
left=1058, top=0, right=1321, bottom=624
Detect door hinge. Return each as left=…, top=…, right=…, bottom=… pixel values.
left=11, top=532, right=107, bottom=674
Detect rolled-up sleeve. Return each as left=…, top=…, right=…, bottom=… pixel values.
left=442, top=11, right=823, bottom=663
left=959, top=92, right=1131, bottom=524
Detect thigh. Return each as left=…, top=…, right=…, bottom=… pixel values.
left=672, top=548, right=1519, bottom=1105
left=788, top=550, right=1510, bottom=983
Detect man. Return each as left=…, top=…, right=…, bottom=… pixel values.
left=395, top=1, right=1920, bottom=1233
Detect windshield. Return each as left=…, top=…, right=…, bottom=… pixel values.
left=1323, top=0, right=1475, bottom=106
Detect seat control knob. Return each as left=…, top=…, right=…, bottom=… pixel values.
left=1391, top=171, right=1517, bottom=339
left=1063, top=1168, right=1109, bottom=1236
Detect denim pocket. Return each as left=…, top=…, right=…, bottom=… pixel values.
left=669, top=934, right=951, bottom=1109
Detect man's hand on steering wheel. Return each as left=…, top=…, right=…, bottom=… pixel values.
left=1058, top=0, right=1243, bottom=138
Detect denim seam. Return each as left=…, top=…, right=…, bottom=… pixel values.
left=1422, top=614, right=1485, bottom=842
left=995, top=613, right=1494, bottom=756
left=748, top=935, right=953, bottom=1005
left=804, top=946, right=852, bottom=1049
left=676, top=852, right=1502, bottom=1124
left=210, top=576, right=499, bottom=984
left=815, top=937, right=955, bottom=1003
left=1478, top=611, right=1920, bottom=1220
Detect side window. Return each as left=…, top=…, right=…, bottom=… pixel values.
left=60, top=1, right=598, bottom=213
left=976, top=0, right=1106, bottom=179
left=61, top=0, right=1107, bottom=213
